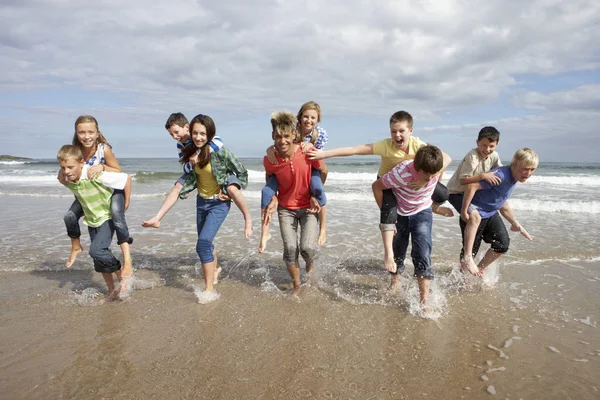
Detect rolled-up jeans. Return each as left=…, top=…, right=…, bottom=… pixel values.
left=195, top=195, right=231, bottom=264
left=88, top=220, right=121, bottom=274
left=64, top=190, right=131, bottom=245
left=277, top=206, right=319, bottom=267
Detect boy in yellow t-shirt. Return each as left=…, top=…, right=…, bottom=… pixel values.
left=308, top=110, right=452, bottom=274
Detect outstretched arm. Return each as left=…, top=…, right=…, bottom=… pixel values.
left=499, top=201, right=532, bottom=240
left=307, top=143, right=374, bottom=160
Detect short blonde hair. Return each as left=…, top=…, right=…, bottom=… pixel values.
left=510, top=148, right=539, bottom=168
left=270, top=110, right=297, bottom=136
left=57, top=144, right=84, bottom=163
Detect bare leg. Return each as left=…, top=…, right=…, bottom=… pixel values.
left=417, top=277, right=431, bottom=313
left=66, top=237, right=84, bottom=268
left=287, top=263, right=301, bottom=292
left=389, top=274, right=400, bottom=291
left=142, top=182, right=182, bottom=228
left=477, top=248, right=503, bottom=275
left=203, top=260, right=217, bottom=292
left=317, top=205, right=327, bottom=246
left=381, top=229, right=397, bottom=273
left=213, top=250, right=221, bottom=285
left=461, top=211, right=482, bottom=276
left=102, top=272, right=118, bottom=302
left=306, top=262, right=313, bottom=275
left=432, top=202, right=454, bottom=217
left=227, top=185, right=253, bottom=238
left=119, top=242, right=133, bottom=277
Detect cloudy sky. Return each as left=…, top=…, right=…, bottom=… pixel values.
left=1, top=0, right=599, bottom=162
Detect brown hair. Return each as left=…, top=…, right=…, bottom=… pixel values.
left=165, top=112, right=188, bottom=130
left=389, top=110, right=413, bottom=128
left=72, top=115, right=111, bottom=153
left=180, top=114, right=216, bottom=168
left=413, top=145, right=443, bottom=174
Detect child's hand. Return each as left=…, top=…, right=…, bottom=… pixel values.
left=299, top=142, right=315, bottom=153
left=481, top=171, right=500, bottom=186
left=218, top=189, right=231, bottom=201
left=307, top=196, right=321, bottom=214
left=306, top=149, right=324, bottom=160
left=262, top=196, right=278, bottom=224
left=511, top=223, right=533, bottom=240
left=189, top=152, right=200, bottom=166
left=87, top=164, right=104, bottom=179
left=461, top=210, right=470, bottom=223
left=408, top=177, right=426, bottom=190
left=266, top=145, right=278, bottom=165
left=57, top=169, right=68, bottom=185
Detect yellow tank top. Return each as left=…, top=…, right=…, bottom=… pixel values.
left=194, top=162, right=220, bottom=198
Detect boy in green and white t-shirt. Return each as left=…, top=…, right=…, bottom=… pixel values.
left=58, top=144, right=132, bottom=302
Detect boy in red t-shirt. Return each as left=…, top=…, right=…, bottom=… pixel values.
left=263, top=111, right=328, bottom=291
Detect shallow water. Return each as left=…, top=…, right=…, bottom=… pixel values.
left=1, top=159, right=599, bottom=398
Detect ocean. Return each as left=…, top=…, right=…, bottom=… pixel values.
left=1, top=157, right=599, bottom=399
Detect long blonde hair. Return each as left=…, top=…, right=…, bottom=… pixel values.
left=296, top=101, right=321, bottom=144
left=72, top=115, right=111, bottom=153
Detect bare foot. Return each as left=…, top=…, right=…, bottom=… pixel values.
left=213, top=266, right=222, bottom=285
left=118, top=276, right=133, bottom=299
left=258, top=232, right=271, bottom=253
left=141, top=216, right=161, bottom=228
left=105, top=290, right=119, bottom=303
left=290, top=283, right=302, bottom=296
left=384, top=257, right=397, bottom=273
left=389, top=276, right=400, bottom=292
left=66, top=245, right=84, bottom=268
left=460, top=256, right=481, bottom=276
left=318, top=230, right=327, bottom=246
left=244, top=221, right=253, bottom=239
left=433, top=206, right=454, bottom=217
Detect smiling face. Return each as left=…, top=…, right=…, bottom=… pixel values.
left=60, top=158, right=84, bottom=183
left=299, top=109, right=319, bottom=136
left=476, top=137, right=498, bottom=159
left=273, top=129, right=296, bottom=157
left=167, top=123, right=190, bottom=143
left=75, top=122, right=99, bottom=149
left=389, top=120, right=413, bottom=152
left=191, top=122, right=208, bottom=148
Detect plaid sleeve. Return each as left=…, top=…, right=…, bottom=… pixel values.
left=220, top=147, right=248, bottom=189
left=178, top=170, right=198, bottom=199
left=313, top=125, right=328, bottom=149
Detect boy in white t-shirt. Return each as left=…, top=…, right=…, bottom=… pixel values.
left=372, top=145, right=451, bottom=312
left=58, top=145, right=132, bottom=302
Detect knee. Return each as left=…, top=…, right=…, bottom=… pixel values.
left=492, top=236, right=510, bottom=253
left=432, top=184, right=449, bottom=203
left=300, top=243, right=317, bottom=262
left=227, top=184, right=240, bottom=196
left=64, top=210, right=78, bottom=224
left=196, top=238, right=214, bottom=263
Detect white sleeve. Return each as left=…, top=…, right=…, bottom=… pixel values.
left=99, top=171, right=128, bottom=190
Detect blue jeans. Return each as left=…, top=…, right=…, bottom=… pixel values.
left=88, top=220, right=121, bottom=274
left=64, top=190, right=132, bottom=245
left=196, top=196, right=231, bottom=264
left=261, top=169, right=326, bottom=209
left=392, top=208, right=434, bottom=280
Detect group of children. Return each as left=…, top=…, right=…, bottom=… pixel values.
left=57, top=104, right=538, bottom=309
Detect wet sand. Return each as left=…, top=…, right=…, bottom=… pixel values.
left=1, top=259, right=598, bottom=400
